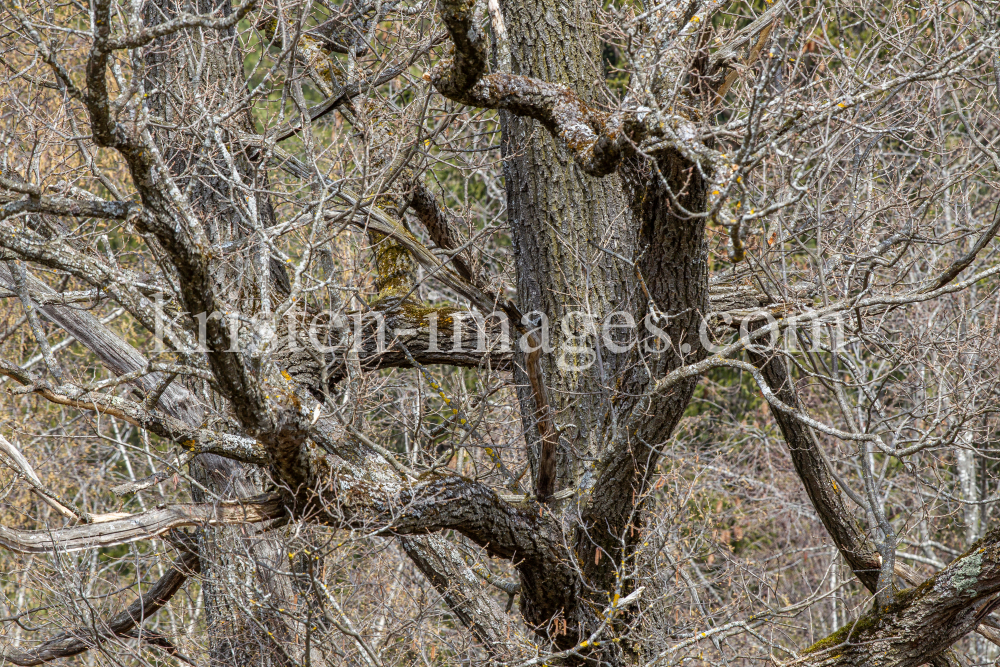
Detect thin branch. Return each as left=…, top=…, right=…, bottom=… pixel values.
left=0, top=358, right=267, bottom=465
left=7, top=261, right=67, bottom=384
left=105, top=0, right=257, bottom=49
left=0, top=548, right=200, bottom=665
left=922, top=202, right=1000, bottom=293
left=0, top=433, right=80, bottom=521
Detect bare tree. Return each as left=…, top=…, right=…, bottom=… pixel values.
left=2, top=0, right=1000, bottom=664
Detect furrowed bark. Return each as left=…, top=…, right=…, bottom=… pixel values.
left=496, top=0, right=639, bottom=511
left=430, top=0, right=708, bottom=654
left=746, top=344, right=882, bottom=593
left=430, top=0, right=638, bottom=177
left=2, top=0, right=997, bottom=664
left=409, top=181, right=476, bottom=282
left=275, top=310, right=511, bottom=391
left=400, top=534, right=532, bottom=661
left=430, top=0, right=488, bottom=100
left=296, top=449, right=619, bottom=658
left=574, top=154, right=708, bottom=637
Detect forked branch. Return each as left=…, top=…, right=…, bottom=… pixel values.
left=428, top=0, right=643, bottom=177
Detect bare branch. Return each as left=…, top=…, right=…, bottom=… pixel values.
left=0, top=433, right=79, bottom=521
left=0, top=193, right=139, bottom=222
left=0, top=548, right=200, bottom=666
left=922, top=203, right=1000, bottom=293
left=0, top=496, right=284, bottom=554
left=105, top=0, right=256, bottom=50
left=801, top=526, right=1000, bottom=666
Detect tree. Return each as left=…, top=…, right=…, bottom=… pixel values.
left=1, top=0, right=1000, bottom=664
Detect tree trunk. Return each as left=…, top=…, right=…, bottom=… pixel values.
left=496, top=0, right=709, bottom=650
left=500, top=0, right=637, bottom=494
left=141, top=2, right=301, bottom=664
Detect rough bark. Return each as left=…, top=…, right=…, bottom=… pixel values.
left=748, top=342, right=998, bottom=662
left=498, top=0, right=638, bottom=502
left=800, top=529, right=1000, bottom=667
left=422, top=0, right=711, bottom=654
left=138, top=1, right=304, bottom=663
left=5, top=0, right=995, bottom=665
left=272, top=303, right=512, bottom=392
left=574, top=154, right=708, bottom=615
left=400, top=535, right=531, bottom=661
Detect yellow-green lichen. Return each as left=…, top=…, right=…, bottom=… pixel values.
left=399, top=301, right=457, bottom=328
left=371, top=232, right=417, bottom=298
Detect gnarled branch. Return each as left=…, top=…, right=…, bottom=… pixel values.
left=428, top=0, right=641, bottom=177
left=0, top=495, right=285, bottom=554
left=0, top=193, right=140, bottom=222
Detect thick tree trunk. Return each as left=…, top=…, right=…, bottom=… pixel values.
left=6, top=0, right=1000, bottom=665
left=499, top=0, right=638, bottom=495
left=495, top=0, right=709, bottom=652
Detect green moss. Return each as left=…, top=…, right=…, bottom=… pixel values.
left=803, top=612, right=880, bottom=655
left=805, top=566, right=950, bottom=657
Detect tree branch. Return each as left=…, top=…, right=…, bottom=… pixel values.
left=0, top=358, right=266, bottom=465
left=801, top=528, right=1000, bottom=666
left=429, top=0, right=488, bottom=100
left=0, top=547, right=201, bottom=666
left=0, top=193, right=139, bottom=222
left=7, top=260, right=67, bottom=384
left=750, top=343, right=1000, bottom=660
left=0, top=225, right=187, bottom=345
left=81, top=0, right=268, bottom=432
left=428, top=0, right=642, bottom=177
left=409, top=182, right=475, bottom=282
left=746, top=345, right=882, bottom=593
left=105, top=0, right=256, bottom=50
left=0, top=433, right=80, bottom=521
left=399, top=535, right=532, bottom=661
left=0, top=496, right=284, bottom=554
left=431, top=72, right=640, bottom=177
left=86, top=0, right=123, bottom=147
left=309, top=459, right=603, bottom=638
left=922, top=202, right=1000, bottom=293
